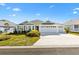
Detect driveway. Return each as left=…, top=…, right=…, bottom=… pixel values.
left=34, top=34, right=79, bottom=46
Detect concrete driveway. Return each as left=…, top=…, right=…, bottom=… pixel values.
left=34, top=34, right=79, bottom=46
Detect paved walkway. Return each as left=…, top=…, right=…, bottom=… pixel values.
left=34, top=34, right=79, bottom=46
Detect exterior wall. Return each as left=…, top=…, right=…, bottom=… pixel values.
left=65, top=24, right=79, bottom=32
left=0, top=27, right=15, bottom=33
left=7, top=28, right=14, bottom=33
left=0, top=27, right=4, bottom=32
left=71, top=25, right=79, bottom=32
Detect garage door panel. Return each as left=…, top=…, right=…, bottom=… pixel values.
left=39, top=28, right=57, bottom=32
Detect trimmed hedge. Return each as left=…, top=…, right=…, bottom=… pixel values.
left=26, top=30, right=40, bottom=37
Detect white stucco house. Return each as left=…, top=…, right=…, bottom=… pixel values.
left=0, top=20, right=17, bottom=33
left=64, top=19, right=79, bottom=32
left=19, top=20, right=64, bottom=35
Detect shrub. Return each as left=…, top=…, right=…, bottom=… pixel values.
left=0, top=30, right=3, bottom=33
left=64, top=27, right=70, bottom=33
left=0, top=35, right=11, bottom=41
left=26, top=30, right=40, bottom=37
left=13, top=29, right=30, bottom=34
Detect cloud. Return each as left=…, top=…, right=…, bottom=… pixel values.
left=73, top=8, right=79, bottom=11
left=0, top=3, right=6, bottom=6
left=12, top=8, right=21, bottom=11
left=73, top=11, right=78, bottom=14
left=73, top=8, right=79, bottom=15
left=9, top=14, right=16, bottom=17
left=35, top=13, right=40, bottom=16
left=49, top=5, right=54, bottom=8
left=6, top=7, right=11, bottom=10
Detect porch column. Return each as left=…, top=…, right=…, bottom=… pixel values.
left=30, top=26, right=32, bottom=30
left=56, top=26, right=59, bottom=33
left=39, top=25, right=41, bottom=32
left=72, top=24, right=74, bottom=31
left=22, top=25, right=24, bottom=31
left=24, top=25, right=26, bottom=31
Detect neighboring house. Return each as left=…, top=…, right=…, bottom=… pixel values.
left=64, top=19, right=79, bottom=32
left=0, top=20, right=17, bottom=33
left=19, top=19, right=64, bottom=35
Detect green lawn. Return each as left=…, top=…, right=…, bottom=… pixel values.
left=0, top=34, right=39, bottom=46
left=69, top=32, right=79, bottom=35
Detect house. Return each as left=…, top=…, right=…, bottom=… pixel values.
left=19, top=19, right=64, bottom=35
left=0, top=20, right=17, bottom=33
left=64, top=19, right=79, bottom=32
left=0, top=19, right=79, bottom=35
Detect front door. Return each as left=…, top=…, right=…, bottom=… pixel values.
left=35, top=26, right=39, bottom=31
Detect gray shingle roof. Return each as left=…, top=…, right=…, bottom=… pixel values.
left=19, top=19, right=63, bottom=25
left=19, top=19, right=43, bottom=25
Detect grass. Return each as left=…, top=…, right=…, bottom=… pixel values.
left=0, top=34, right=39, bottom=46
left=69, top=32, right=79, bottom=35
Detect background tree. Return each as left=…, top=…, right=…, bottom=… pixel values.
left=4, top=23, right=10, bottom=33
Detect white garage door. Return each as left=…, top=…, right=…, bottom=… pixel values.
left=39, top=26, right=58, bottom=35
left=58, top=26, right=64, bottom=33
left=39, top=25, right=64, bottom=35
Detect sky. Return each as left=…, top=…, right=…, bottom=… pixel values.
left=0, top=3, right=79, bottom=24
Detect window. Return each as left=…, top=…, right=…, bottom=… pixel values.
left=74, top=25, right=79, bottom=28
left=52, top=26, right=56, bottom=28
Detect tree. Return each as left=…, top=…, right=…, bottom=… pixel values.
left=64, top=27, right=70, bottom=33
left=4, top=23, right=10, bottom=33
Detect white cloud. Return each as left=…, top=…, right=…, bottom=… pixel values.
left=9, top=14, right=16, bottom=17
left=49, top=5, right=54, bottom=8
left=6, top=7, right=11, bottom=10
left=12, top=8, right=21, bottom=11
left=73, top=8, right=79, bottom=15
left=73, top=11, right=78, bottom=14
left=35, top=13, right=40, bottom=16
left=73, top=8, right=79, bottom=11
left=0, top=3, right=6, bottom=6
left=12, top=14, right=16, bottom=16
